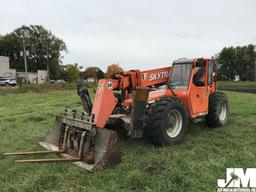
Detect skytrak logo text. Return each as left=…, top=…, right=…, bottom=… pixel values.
left=149, top=71, right=169, bottom=81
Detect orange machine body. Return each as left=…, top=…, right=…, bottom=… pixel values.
left=91, top=58, right=216, bottom=128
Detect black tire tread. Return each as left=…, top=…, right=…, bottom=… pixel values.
left=206, top=92, right=229, bottom=127
left=144, top=97, right=188, bottom=146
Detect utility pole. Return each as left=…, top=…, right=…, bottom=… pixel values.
left=21, top=30, right=29, bottom=83
left=43, top=38, right=51, bottom=82
left=46, top=48, right=49, bottom=82
left=44, top=45, right=51, bottom=82
left=22, top=37, right=28, bottom=83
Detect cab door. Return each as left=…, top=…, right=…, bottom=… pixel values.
left=189, top=60, right=209, bottom=116
left=190, top=83, right=208, bottom=115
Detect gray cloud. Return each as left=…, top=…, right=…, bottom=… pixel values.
left=0, top=0, right=256, bottom=71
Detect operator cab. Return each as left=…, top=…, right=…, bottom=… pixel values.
left=169, top=58, right=213, bottom=90
left=169, top=58, right=216, bottom=118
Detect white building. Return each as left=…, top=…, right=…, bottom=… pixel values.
left=16, top=70, right=47, bottom=84
left=0, top=56, right=47, bottom=84
left=0, top=56, right=16, bottom=78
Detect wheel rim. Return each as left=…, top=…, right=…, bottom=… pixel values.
left=219, top=102, right=227, bottom=122
left=166, top=109, right=183, bottom=138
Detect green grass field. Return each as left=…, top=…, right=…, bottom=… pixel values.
left=0, top=90, right=256, bottom=192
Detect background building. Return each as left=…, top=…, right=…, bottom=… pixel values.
left=0, top=56, right=47, bottom=83
left=0, top=56, right=16, bottom=78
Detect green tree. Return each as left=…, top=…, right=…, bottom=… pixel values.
left=217, top=47, right=236, bottom=80
left=0, top=25, right=67, bottom=79
left=216, top=44, right=256, bottom=80
left=84, top=67, right=105, bottom=80
left=60, top=63, right=80, bottom=83
left=243, top=44, right=256, bottom=81
left=96, top=69, right=105, bottom=79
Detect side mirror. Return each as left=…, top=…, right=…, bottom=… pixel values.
left=195, top=58, right=204, bottom=67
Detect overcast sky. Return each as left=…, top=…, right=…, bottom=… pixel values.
left=1, top=0, right=256, bottom=71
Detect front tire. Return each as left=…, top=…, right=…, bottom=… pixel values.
left=145, top=97, right=188, bottom=146
left=206, top=92, right=229, bottom=127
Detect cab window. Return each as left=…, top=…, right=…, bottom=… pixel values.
left=170, top=63, right=193, bottom=90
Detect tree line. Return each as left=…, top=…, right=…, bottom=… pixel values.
left=0, top=25, right=67, bottom=79
left=1, top=25, right=255, bottom=82
left=0, top=25, right=124, bottom=82
left=217, top=44, right=256, bottom=81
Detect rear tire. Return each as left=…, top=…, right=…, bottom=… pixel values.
left=206, top=92, right=229, bottom=127
left=144, top=97, right=188, bottom=146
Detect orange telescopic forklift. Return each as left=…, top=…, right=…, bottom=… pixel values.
left=3, top=58, right=229, bottom=171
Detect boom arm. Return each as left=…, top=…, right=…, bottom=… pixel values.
left=112, top=67, right=171, bottom=90
left=91, top=66, right=172, bottom=128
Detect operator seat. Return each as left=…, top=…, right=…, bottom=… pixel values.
left=193, top=67, right=205, bottom=86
